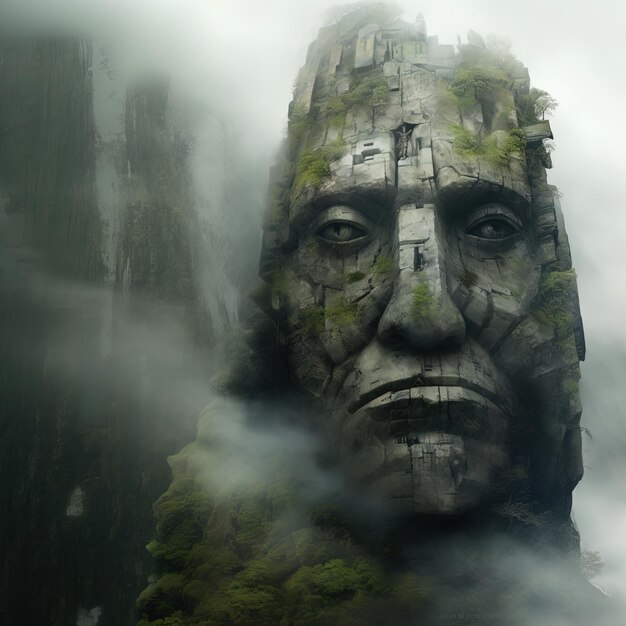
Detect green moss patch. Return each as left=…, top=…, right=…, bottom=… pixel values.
left=293, top=140, right=346, bottom=192
left=326, top=300, right=358, bottom=327
left=451, top=65, right=508, bottom=103
left=296, top=300, right=358, bottom=339
left=288, top=105, right=313, bottom=154
left=136, top=435, right=434, bottom=626
left=373, top=254, right=393, bottom=276
left=316, top=77, right=390, bottom=135
left=411, top=284, right=434, bottom=319
left=536, top=270, right=577, bottom=337
left=298, top=306, right=326, bottom=339
left=450, top=125, right=525, bottom=167
left=346, top=271, right=366, bottom=284
left=535, top=269, right=581, bottom=395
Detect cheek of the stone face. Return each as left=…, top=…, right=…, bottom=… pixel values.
left=450, top=235, right=541, bottom=352
left=284, top=234, right=395, bottom=369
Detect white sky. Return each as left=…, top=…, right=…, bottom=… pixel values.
left=3, top=0, right=626, bottom=599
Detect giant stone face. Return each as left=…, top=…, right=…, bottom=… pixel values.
left=260, top=10, right=585, bottom=526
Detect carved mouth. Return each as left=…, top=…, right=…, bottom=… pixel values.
left=348, top=384, right=508, bottom=443
left=347, top=375, right=507, bottom=416
left=338, top=384, right=510, bottom=502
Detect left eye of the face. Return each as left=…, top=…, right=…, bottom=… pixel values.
left=313, top=205, right=373, bottom=248
left=467, top=218, right=518, bottom=240
left=317, top=221, right=367, bottom=243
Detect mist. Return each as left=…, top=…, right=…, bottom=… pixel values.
left=1, top=0, right=625, bottom=623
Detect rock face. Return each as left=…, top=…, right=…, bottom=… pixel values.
left=0, top=36, right=248, bottom=625
left=136, top=7, right=596, bottom=626
left=260, top=7, right=585, bottom=527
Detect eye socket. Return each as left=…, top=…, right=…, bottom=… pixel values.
left=464, top=204, right=522, bottom=243
left=467, top=218, right=518, bottom=240
left=317, top=221, right=367, bottom=243
left=313, top=205, right=373, bottom=247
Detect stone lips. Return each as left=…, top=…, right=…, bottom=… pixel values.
left=333, top=341, right=511, bottom=515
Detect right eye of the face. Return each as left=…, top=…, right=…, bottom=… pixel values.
left=467, top=218, right=518, bottom=240
left=464, top=204, right=523, bottom=245
left=314, top=206, right=372, bottom=247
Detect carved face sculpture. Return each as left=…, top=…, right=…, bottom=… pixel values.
left=260, top=11, right=585, bottom=524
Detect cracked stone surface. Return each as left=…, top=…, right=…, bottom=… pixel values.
left=260, top=10, right=585, bottom=537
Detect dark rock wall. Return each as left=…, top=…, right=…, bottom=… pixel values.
left=0, top=37, right=222, bottom=625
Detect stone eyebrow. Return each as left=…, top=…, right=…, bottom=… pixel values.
left=435, top=177, right=530, bottom=222
left=309, top=188, right=396, bottom=225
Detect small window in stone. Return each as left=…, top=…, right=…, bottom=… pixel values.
left=414, top=246, right=423, bottom=271
left=364, top=141, right=374, bottom=147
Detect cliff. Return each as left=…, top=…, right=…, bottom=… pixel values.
left=0, top=34, right=246, bottom=625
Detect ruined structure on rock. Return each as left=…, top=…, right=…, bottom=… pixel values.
left=137, top=7, right=601, bottom=626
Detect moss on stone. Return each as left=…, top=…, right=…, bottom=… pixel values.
left=293, top=140, right=346, bottom=192
left=450, top=124, right=481, bottom=154
left=346, top=271, right=366, bottom=284
left=318, top=77, right=390, bottom=132
left=535, top=270, right=581, bottom=398
left=450, top=125, right=525, bottom=167
left=296, top=300, right=358, bottom=340
left=298, top=306, right=325, bottom=339
left=342, top=77, right=390, bottom=112
left=324, top=96, right=349, bottom=130
left=136, top=437, right=434, bottom=626
left=288, top=105, right=313, bottom=155
left=536, top=270, right=577, bottom=338
left=412, top=284, right=434, bottom=319
left=326, top=300, right=358, bottom=327
left=373, top=254, right=393, bottom=276
left=451, top=65, right=508, bottom=103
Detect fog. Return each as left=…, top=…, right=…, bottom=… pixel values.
left=1, top=0, right=625, bottom=619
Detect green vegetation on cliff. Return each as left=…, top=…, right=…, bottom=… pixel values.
left=323, top=77, right=390, bottom=129
left=293, top=139, right=346, bottom=192
left=515, top=88, right=558, bottom=127
left=450, top=64, right=508, bottom=105
left=136, top=404, right=433, bottom=625
left=536, top=270, right=577, bottom=342
left=535, top=269, right=581, bottom=395
left=450, top=125, right=526, bottom=167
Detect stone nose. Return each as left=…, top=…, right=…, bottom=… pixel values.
left=377, top=205, right=466, bottom=351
